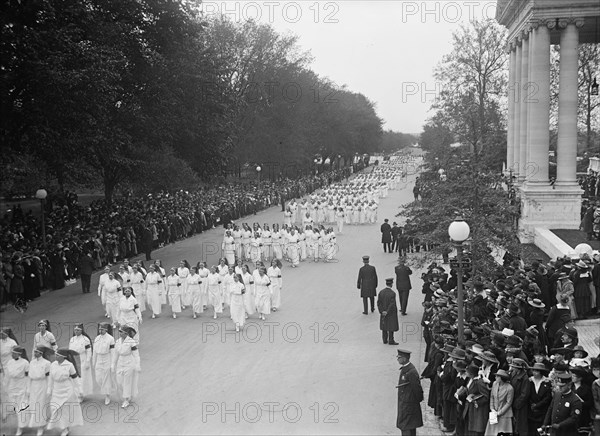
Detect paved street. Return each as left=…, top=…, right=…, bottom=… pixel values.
left=2, top=157, right=435, bottom=435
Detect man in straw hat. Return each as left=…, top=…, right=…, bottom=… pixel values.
left=396, top=349, right=423, bottom=436
left=377, top=278, right=399, bottom=345
left=543, top=371, right=583, bottom=436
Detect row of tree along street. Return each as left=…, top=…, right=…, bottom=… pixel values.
left=1, top=0, right=417, bottom=203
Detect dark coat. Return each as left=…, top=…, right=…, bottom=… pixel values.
left=377, top=287, right=399, bottom=332
left=461, top=378, right=490, bottom=433
left=510, top=371, right=530, bottom=436
left=396, top=362, right=424, bottom=430
left=381, top=222, right=392, bottom=243
left=357, top=264, right=378, bottom=298
left=529, top=378, right=553, bottom=424
left=395, top=265, right=412, bottom=292
left=543, top=390, right=583, bottom=436
left=573, top=383, right=593, bottom=427
left=391, top=225, right=401, bottom=241
left=78, top=254, right=94, bottom=276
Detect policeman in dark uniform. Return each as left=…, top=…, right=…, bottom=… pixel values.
left=396, top=349, right=424, bottom=436
left=357, top=255, right=378, bottom=314
left=542, top=371, right=583, bottom=436
left=377, top=278, right=399, bottom=345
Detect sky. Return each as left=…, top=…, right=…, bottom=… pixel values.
left=200, top=0, right=500, bottom=135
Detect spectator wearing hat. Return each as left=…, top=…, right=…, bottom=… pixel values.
left=391, top=222, right=401, bottom=253
left=5, top=346, right=29, bottom=435
left=47, top=348, right=84, bottom=436
left=571, top=366, right=593, bottom=427
left=556, top=272, right=576, bottom=318
left=543, top=371, right=583, bottom=436
left=546, top=295, right=572, bottom=350
left=528, top=363, right=552, bottom=435
left=421, top=302, right=434, bottom=361
left=357, top=255, right=377, bottom=315
left=552, top=318, right=579, bottom=349
left=78, top=250, right=94, bottom=294
left=479, top=351, right=500, bottom=387
left=26, top=345, right=53, bottom=435
left=591, top=358, right=600, bottom=436
left=460, top=364, right=489, bottom=436
left=114, top=325, right=141, bottom=409
left=381, top=219, right=392, bottom=253
left=377, top=278, right=399, bottom=345
left=572, top=260, right=595, bottom=318
left=508, top=304, right=527, bottom=338
left=453, top=360, right=469, bottom=436
left=395, top=258, right=412, bottom=316
left=422, top=339, right=445, bottom=417
left=68, top=323, right=93, bottom=400
left=509, top=358, right=530, bottom=436
left=527, top=298, right=547, bottom=348
left=396, top=349, right=423, bottom=436
left=441, top=348, right=465, bottom=433
left=485, top=369, right=513, bottom=436
left=93, top=322, right=115, bottom=406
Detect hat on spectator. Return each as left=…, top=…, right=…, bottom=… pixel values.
left=480, top=351, right=499, bottom=364
left=509, top=358, right=529, bottom=370
left=530, top=363, right=549, bottom=374
left=496, top=369, right=510, bottom=381
left=528, top=298, right=545, bottom=308
left=572, top=345, right=588, bottom=358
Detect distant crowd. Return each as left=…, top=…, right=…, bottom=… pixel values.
left=0, top=167, right=352, bottom=308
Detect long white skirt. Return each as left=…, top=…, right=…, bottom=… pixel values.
left=169, top=291, right=182, bottom=313
left=255, top=291, right=271, bottom=315
left=116, top=364, right=139, bottom=400
left=271, top=283, right=281, bottom=309
left=25, top=378, right=48, bottom=428
left=146, top=285, right=162, bottom=315
left=244, top=289, right=256, bottom=315
left=94, top=353, right=114, bottom=395
left=106, top=297, right=120, bottom=324
left=230, top=295, right=245, bottom=327
left=273, top=244, right=283, bottom=260
left=7, top=376, right=28, bottom=428
left=46, top=379, right=84, bottom=430
left=132, top=285, right=146, bottom=312
left=208, top=285, right=223, bottom=313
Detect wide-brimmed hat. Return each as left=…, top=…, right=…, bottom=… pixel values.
left=528, top=298, right=545, bottom=308
left=506, top=335, right=523, bottom=346
left=496, top=369, right=510, bottom=381
left=480, top=351, right=499, bottom=364
left=572, top=345, right=588, bottom=358
left=569, top=366, right=589, bottom=378
left=551, top=348, right=574, bottom=359
left=576, top=260, right=588, bottom=269
left=449, top=348, right=467, bottom=360
left=562, top=327, right=578, bottom=340
left=530, top=363, right=549, bottom=374
left=441, top=344, right=455, bottom=354
left=558, top=272, right=569, bottom=279
left=525, top=326, right=540, bottom=337
left=509, top=358, right=529, bottom=370
left=453, top=360, right=467, bottom=371
left=469, top=344, right=485, bottom=355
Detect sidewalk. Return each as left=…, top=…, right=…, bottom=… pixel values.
left=574, top=318, right=600, bottom=357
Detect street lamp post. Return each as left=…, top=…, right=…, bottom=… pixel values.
left=448, top=217, right=470, bottom=345
left=256, top=165, right=262, bottom=184
left=35, top=189, right=48, bottom=250
left=314, top=158, right=318, bottom=175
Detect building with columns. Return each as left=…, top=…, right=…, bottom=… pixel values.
left=496, top=0, right=600, bottom=243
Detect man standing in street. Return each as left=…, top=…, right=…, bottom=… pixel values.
left=357, top=255, right=377, bottom=314
left=381, top=219, right=392, bottom=253
left=78, top=250, right=94, bottom=294
left=395, top=258, right=413, bottom=316
left=396, top=349, right=424, bottom=436
left=543, top=371, right=583, bottom=436
left=377, top=278, right=399, bottom=345
left=391, top=222, right=401, bottom=253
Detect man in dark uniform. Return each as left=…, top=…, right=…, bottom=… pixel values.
left=377, top=278, right=399, bottom=345
left=395, top=258, right=412, bottom=316
left=396, top=349, right=424, bottom=436
left=357, top=255, right=377, bottom=314
left=78, top=250, right=94, bottom=294
left=381, top=219, right=392, bottom=253
left=390, top=222, right=401, bottom=253
left=543, top=371, right=583, bottom=436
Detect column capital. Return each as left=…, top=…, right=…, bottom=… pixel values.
left=558, top=17, right=585, bottom=29
left=520, top=28, right=530, bottom=41
left=542, top=18, right=557, bottom=30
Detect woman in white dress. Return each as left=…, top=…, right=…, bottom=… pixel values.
left=309, top=227, right=321, bottom=262
left=327, top=201, right=336, bottom=224
left=176, top=260, right=190, bottom=309
left=230, top=274, right=246, bottom=332
left=302, top=211, right=314, bottom=229
left=242, top=223, right=252, bottom=261
left=254, top=266, right=272, bottom=321
left=262, top=224, right=272, bottom=262
left=113, top=326, right=140, bottom=409
left=104, top=272, right=122, bottom=327
left=129, top=265, right=146, bottom=314
left=144, top=265, right=163, bottom=319
left=46, top=349, right=84, bottom=436
left=232, top=225, right=243, bottom=262
left=324, top=228, right=337, bottom=262
left=268, top=259, right=283, bottom=311
left=287, top=228, right=300, bottom=269
left=241, top=265, right=256, bottom=318
left=207, top=266, right=223, bottom=319
left=298, top=227, right=307, bottom=261
left=68, top=324, right=93, bottom=399
left=187, top=266, right=203, bottom=319
left=304, top=226, right=314, bottom=260
left=6, top=346, right=29, bottom=435
left=309, top=201, right=318, bottom=223
left=344, top=202, right=353, bottom=225
left=154, top=260, right=168, bottom=305
left=93, top=322, right=115, bottom=405
left=283, top=207, right=292, bottom=227
left=97, top=266, right=111, bottom=318
left=299, top=199, right=308, bottom=223
left=249, top=232, right=263, bottom=264
left=272, top=224, right=283, bottom=261
left=26, top=346, right=52, bottom=436
left=0, top=327, right=19, bottom=416
left=222, top=231, right=236, bottom=266
left=335, top=207, right=345, bottom=234
left=222, top=266, right=235, bottom=307
left=196, top=262, right=210, bottom=309
left=352, top=202, right=360, bottom=224
left=118, top=287, right=142, bottom=341
left=166, top=268, right=183, bottom=319
left=32, top=320, right=58, bottom=357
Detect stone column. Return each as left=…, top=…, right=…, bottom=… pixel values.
left=518, top=30, right=530, bottom=183
left=507, top=43, right=516, bottom=176
left=513, top=39, right=522, bottom=180
left=555, top=19, right=583, bottom=186
left=525, top=27, right=535, bottom=178
left=526, top=20, right=551, bottom=184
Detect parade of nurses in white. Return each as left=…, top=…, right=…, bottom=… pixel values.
left=0, top=156, right=416, bottom=435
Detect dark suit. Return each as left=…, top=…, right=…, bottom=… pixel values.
left=543, top=390, right=583, bottom=436
left=397, top=362, right=424, bottom=435
left=529, top=378, right=553, bottom=434
left=357, top=263, right=377, bottom=313
left=381, top=222, right=392, bottom=252
left=510, top=371, right=530, bottom=436
left=395, top=264, right=412, bottom=315
left=377, top=286, right=399, bottom=343
left=78, top=254, right=94, bottom=293
left=391, top=225, right=401, bottom=252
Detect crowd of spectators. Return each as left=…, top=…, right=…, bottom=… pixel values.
left=0, top=167, right=352, bottom=309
